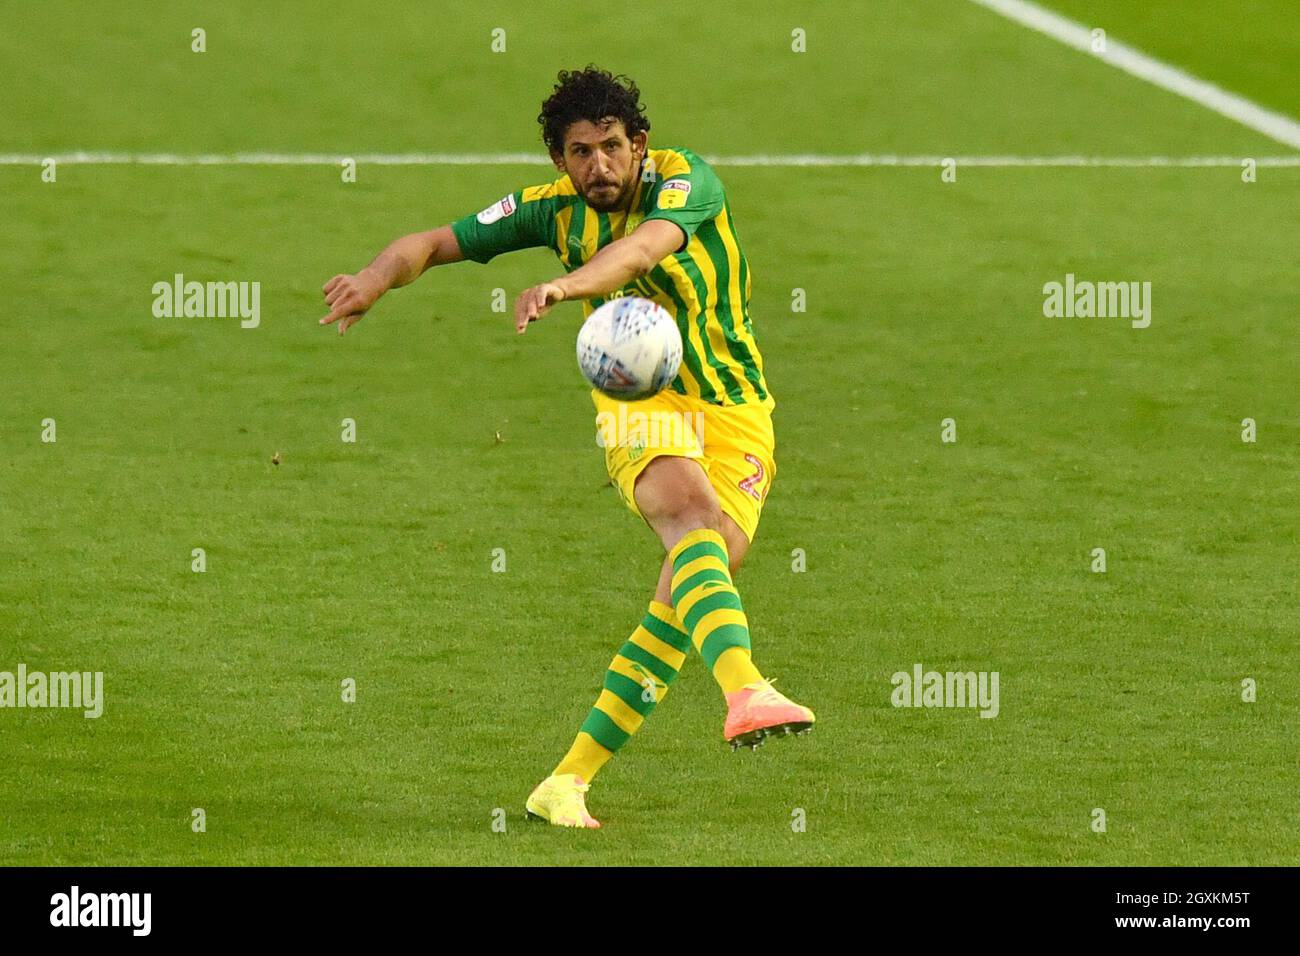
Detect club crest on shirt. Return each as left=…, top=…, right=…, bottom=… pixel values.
left=656, top=179, right=691, bottom=210
left=476, top=194, right=516, bottom=224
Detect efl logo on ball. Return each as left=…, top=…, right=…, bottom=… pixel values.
left=576, top=297, right=683, bottom=401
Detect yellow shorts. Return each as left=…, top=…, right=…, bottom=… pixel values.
left=592, top=388, right=776, bottom=542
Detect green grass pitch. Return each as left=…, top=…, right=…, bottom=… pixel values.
left=1, top=0, right=1296, bottom=865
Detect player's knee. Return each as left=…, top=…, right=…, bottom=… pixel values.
left=641, top=483, right=721, bottom=545
left=635, top=458, right=720, bottom=533
left=683, top=497, right=725, bottom=537
left=660, top=494, right=724, bottom=549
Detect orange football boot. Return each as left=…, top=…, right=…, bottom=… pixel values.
left=723, top=680, right=816, bottom=751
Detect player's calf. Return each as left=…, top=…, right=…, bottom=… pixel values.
left=633, top=455, right=816, bottom=749
left=634, top=460, right=763, bottom=691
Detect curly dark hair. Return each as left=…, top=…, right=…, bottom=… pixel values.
left=538, top=66, right=650, bottom=155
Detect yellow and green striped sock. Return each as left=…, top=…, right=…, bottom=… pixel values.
left=553, top=600, right=691, bottom=782
left=669, top=528, right=765, bottom=694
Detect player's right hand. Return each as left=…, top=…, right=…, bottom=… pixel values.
left=319, top=271, right=385, bottom=335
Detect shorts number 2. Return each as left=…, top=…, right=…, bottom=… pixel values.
left=738, top=453, right=766, bottom=502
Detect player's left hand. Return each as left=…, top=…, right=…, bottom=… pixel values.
left=514, top=282, right=567, bottom=334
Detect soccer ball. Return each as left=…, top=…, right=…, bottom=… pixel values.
left=576, top=296, right=682, bottom=401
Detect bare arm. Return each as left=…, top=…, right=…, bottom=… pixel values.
left=319, top=225, right=464, bottom=335
left=513, top=219, right=684, bottom=333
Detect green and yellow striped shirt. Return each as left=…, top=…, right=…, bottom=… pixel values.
left=451, top=147, right=771, bottom=408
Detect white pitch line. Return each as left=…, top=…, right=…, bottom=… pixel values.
left=712, top=155, right=1300, bottom=168
left=967, top=0, right=1300, bottom=150
left=0, top=151, right=545, bottom=166
left=0, top=152, right=1297, bottom=168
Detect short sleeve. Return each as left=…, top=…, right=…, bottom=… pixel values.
left=450, top=190, right=553, bottom=263
left=643, top=155, right=725, bottom=252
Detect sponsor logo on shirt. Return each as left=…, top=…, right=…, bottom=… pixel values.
left=476, top=194, right=516, bottom=225
left=656, top=178, right=692, bottom=210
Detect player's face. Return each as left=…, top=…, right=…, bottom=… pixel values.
left=555, top=119, right=647, bottom=212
